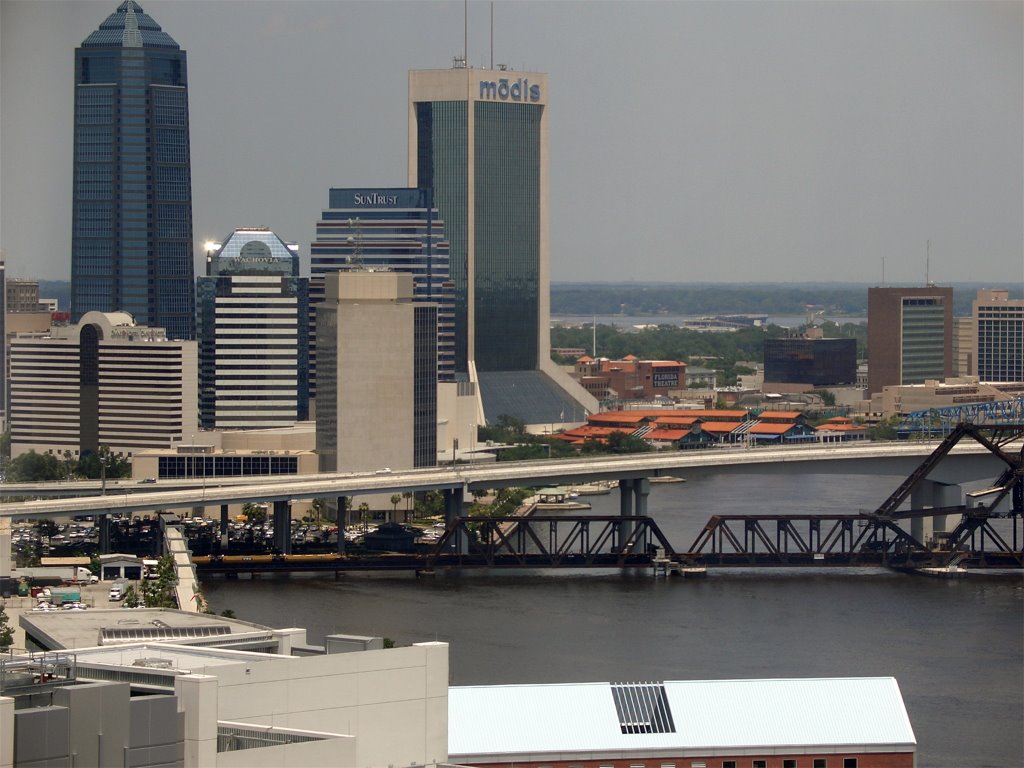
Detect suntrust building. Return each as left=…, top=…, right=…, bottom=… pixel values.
left=408, top=68, right=597, bottom=426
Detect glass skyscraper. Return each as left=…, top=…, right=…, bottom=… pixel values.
left=409, top=69, right=546, bottom=375
left=408, top=68, right=596, bottom=425
left=71, top=1, right=195, bottom=340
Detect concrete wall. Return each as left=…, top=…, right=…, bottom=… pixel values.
left=178, top=641, right=448, bottom=768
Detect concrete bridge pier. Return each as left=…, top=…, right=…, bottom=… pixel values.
left=910, top=480, right=962, bottom=546
left=273, top=500, right=291, bottom=555
left=633, top=477, right=650, bottom=516
left=336, top=496, right=348, bottom=554
left=99, top=514, right=111, bottom=554
left=219, top=504, right=230, bottom=551
left=444, top=487, right=467, bottom=555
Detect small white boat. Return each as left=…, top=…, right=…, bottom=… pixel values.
left=916, top=564, right=968, bottom=579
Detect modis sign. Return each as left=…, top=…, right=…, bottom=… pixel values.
left=479, top=78, right=541, bottom=103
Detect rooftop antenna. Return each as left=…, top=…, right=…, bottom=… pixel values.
left=926, top=239, right=931, bottom=286
left=464, top=0, right=468, bottom=68
left=490, top=2, right=494, bottom=70
left=881, top=256, right=885, bottom=286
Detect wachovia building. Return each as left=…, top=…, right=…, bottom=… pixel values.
left=198, top=228, right=309, bottom=430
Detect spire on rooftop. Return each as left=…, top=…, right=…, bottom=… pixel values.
left=81, top=1, right=180, bottom=50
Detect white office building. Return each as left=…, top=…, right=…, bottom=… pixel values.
left=8, top=311, right=197, bottom=458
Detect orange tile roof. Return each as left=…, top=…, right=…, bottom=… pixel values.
left=815, top=423, right=866, bottom=432
left=576, top=355, right=594, bottom=363
left=693, top=409, right=749, bottom=420
left=757, top=411, right=804, bottom=420
left=748, top=422, right=796, bottom=435
left=622, top=354, right=639, bottom=361
left=588, top=412, right=650, bottom=424
left=653, top=415, right=700, bottom=426
left=698, top=421, right=744, bottom=433
left=647, top=429, right=689, bottom=441
left=651, top=361, right=684, bottom=367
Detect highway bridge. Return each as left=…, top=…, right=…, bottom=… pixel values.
left=3, top=427, right=1021, bottom=573
left=0, top=439, right=1008, bottom=520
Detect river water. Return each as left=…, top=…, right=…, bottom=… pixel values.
left=201, top=473, right=1023, bottom=768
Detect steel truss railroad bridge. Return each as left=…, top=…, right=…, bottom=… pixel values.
left=196, top=422, right=1023, bottom=574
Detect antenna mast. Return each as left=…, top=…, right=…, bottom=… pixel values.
left=490, top=2, right=494, bottom=69
left=926, top=239, right=931, bottom=285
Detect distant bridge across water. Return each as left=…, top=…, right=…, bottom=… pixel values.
left=3, top=425, right=1022, bottom=574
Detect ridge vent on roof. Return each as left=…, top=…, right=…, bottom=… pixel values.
left=610, top=682, right=676, bottom=734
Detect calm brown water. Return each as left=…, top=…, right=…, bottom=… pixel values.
left=201, top=473, right=1024, bottom=768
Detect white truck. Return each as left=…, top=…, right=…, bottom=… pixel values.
left=10, top=566, right=98, bottom=585
left=108, top=579, right=130, bottom=601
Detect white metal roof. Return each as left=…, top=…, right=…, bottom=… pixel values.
left=448, top=678, right=916, bottom=759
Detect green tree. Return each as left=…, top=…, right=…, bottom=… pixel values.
left=867, top=416, right=901, bottom=442
left=242, top=502, right=267, bottom=525
left=390, top=494, right=402, bottom=515
left=122, top=584, right=142, bottom=608
left=414, top=491, right=444, bottom=519
left=812, top=389, right=837, bottom=407
left=0, top=601, right=15, bottom=651
left=141, top=554, right=178, bottom=608
left=76, top=447, right=131, bottom=480
left=358, top=502, right=371, bottom=531
left=6, top=451, right=66, bottom=482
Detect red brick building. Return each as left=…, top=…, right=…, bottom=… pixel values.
left=573, top=356, right=686, bottom=401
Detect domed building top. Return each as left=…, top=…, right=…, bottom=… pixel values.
left=81, top=1, right=180, bottom=50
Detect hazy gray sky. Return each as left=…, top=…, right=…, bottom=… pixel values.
left=2, top=0, right=1021, bottom=286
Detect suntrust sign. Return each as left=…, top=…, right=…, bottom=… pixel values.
left=479, top=77, right=541, bottom=103
left=354, top=192, right=398, bottom=206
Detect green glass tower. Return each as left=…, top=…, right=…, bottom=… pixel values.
left=409, top=68, right=548, bottom=376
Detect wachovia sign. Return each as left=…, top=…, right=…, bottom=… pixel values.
left=479, top=77, right=541, bottom=103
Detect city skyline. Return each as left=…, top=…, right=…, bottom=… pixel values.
left=2, top=1, right=1021, bottom=287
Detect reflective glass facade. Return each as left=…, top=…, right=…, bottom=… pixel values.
left=473, top=102, right=541, bottom=371
left=900, top=298, right=947, bottom=385
left=764, top=338, right=857, bottom=386
left=416, top=103, right=469, bottom=372
left=72, top=1, right=195, bottom=340
left=412, top=78, right=545, bottom=375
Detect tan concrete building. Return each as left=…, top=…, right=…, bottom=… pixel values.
left=867, top=286, right=952, bottom=397
left=972, top=288, right=1024, bottom=383
left=315, top=271, right=437, bottom=478
left=8, top=311, right=197, bottom=459
left=869, top=376, right=1018, bottom=417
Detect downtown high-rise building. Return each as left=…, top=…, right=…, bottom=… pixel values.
left=197, top=228, right=309, bottom=430
left=867, top=286, right=953, bottom=396
left=972, top=289, right=1024, bottom=384
left=310, top=188, right=454, bottom=391
left=408, top=67, right=596, bottom=424
left=71, top=1, right=195, bottom=340
left=316, top=271, right=437, bottom=474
